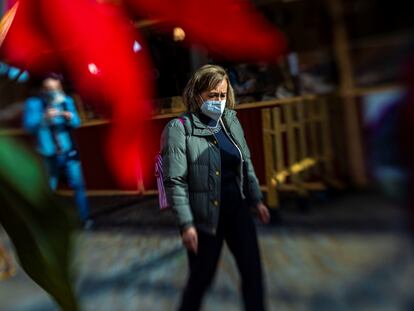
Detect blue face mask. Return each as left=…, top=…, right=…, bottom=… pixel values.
left=200, top=99, right=226, bottom=122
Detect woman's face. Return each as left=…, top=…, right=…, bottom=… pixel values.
left=200, top=79, right=228, bottom=103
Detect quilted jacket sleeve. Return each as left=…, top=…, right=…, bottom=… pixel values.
left=160, top=119, right=193, bottom=229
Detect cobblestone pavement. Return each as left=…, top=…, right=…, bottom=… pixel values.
left=1, top=192, right=414, bottom=311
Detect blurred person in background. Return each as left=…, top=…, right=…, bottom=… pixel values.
left=255, top=62, right=295, bottom=100
left=232, top=63, right=260, bottom=104
left=160, top=64, right=270, bottom=311
left=23, top=74, right=92, bottom=229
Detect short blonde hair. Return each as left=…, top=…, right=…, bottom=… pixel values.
left=183, top=64, right=236, bottom=112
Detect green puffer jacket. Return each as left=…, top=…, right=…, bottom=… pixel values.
left=160, top=109, right=263, bottom=235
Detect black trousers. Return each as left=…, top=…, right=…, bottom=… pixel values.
left=178, top=200, right=265, bottom=311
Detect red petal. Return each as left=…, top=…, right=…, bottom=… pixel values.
left=1, top=0, right=60, bottom=72
left=3, top=0, right=156, bottom=187
left=124, top=0, right=286, bottom=61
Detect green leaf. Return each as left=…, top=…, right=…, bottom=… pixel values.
left=0, top=136, right=79, bottom=311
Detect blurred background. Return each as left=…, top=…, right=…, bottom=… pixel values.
left=1, top=0, right=414, bottom=310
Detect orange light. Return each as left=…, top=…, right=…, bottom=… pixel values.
left=173, top=27, right=185, bottom=42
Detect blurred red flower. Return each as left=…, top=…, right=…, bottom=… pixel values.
left=1, top=0, right=286, bottom=187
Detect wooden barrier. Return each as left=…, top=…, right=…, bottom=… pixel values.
left=262, top=95, right=336, bottom=207
left=0, top=94, right=343, bottom=208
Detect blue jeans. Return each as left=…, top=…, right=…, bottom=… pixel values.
left=45, top=151, right=90, bottom=222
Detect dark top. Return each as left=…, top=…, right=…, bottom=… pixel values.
left=199, top=113, right=242, bottom=213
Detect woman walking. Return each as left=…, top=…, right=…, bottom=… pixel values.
left=160, top=64, right=270, bottom=311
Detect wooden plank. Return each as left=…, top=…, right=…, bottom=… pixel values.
left=307, top=99, right=320, bottom=175
left=320, top=97, right=334, bottom=180
left=259, top=182, right=327, bottom=192
left=328, top=0, right=368, bottom=186
left=56, top=189, right=158, bottom=197
left=297, top=100, right=309, bottom=179
left=262, top=108, right=278, bottom=207
left=278, top=182, right=326, bottom=192
left=284, top=104, right=300, bottom=188
left=73, top=94, right=88, bottom=123
left=273, top=107, right=284, bottom=174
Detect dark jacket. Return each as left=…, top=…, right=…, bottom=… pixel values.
left=160, top=109, right=262, bottom=234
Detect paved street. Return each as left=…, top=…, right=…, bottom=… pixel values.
left=1, top=191, right=414, bottom=311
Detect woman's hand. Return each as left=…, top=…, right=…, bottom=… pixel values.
left=181, top=226, right=198, bottom=254
left=256, top=202, right=270, bottom=224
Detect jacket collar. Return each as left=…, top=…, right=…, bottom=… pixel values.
left=221, top=109, right=237, bottom=128
left=184, top=109, right=237, bottom=136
